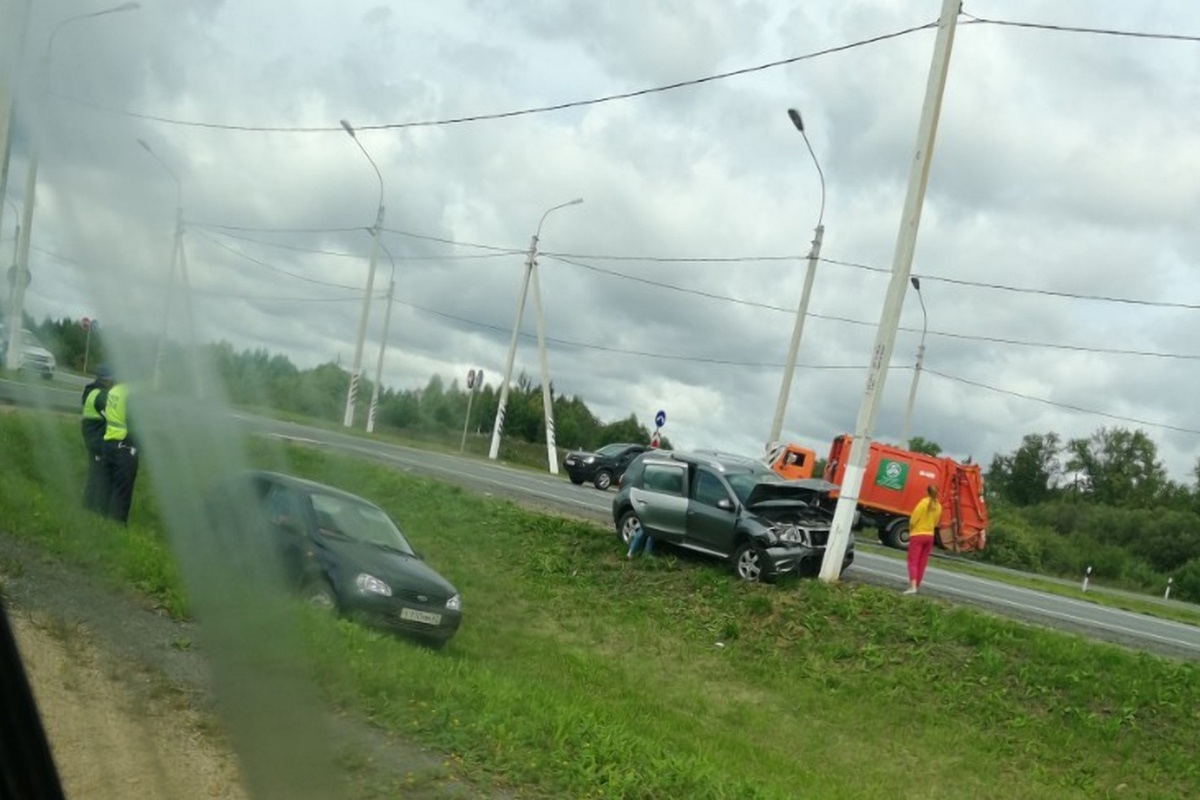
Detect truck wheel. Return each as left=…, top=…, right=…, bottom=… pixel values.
left=884, top=520, right=910, bottom=550
left=733, top=541, right=775, bottom=583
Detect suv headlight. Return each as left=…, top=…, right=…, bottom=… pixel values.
left=772, top=525, right=808, bottom=545
left=583, top=456, right=596, bottom=464
left=446, top=594, right=462, bottom=612
left=355, top=573, right=392, bottom=596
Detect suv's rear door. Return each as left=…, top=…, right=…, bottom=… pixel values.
left=630, top=462, right=688, bottom=542
left=684, top=468, right=738, bottom=556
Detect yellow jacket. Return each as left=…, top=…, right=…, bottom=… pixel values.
left=909, top=496, right=942, bottom=537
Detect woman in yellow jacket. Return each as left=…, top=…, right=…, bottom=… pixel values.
left=905, top=485, right=942, bottom=595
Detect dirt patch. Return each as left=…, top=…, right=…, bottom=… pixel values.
left=11, top=610, right=248, bottom=799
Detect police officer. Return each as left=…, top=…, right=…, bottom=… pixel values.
left=80, top=365, right=113, bottom=512
left=101, top=380, right=139, bottom=524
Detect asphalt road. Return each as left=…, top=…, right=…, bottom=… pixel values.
left=3, top=379, right=1198, bottom=659
left=233, top=413, right=1200, bottom=660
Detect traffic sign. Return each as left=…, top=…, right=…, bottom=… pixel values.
left=82, top=317, right=91, bottom=331
left=467, top=368, right=476, bottom=389
left=650, top=430, right=662, bottom=449
left=655, top=409, right=666, bottom=428
left=476, top=369, right=484, bottom=388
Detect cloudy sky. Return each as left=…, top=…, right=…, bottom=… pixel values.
left=3, top=0, right=1199, bottom=479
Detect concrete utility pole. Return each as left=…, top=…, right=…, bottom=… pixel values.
left=366, top=241, right=397, bottom=434
left=488, top=198, right=582, bottom=466
left=767, top=107, right=826, bottom=452
left=819, top=0, right=960, bottom=583
left=900, top=276, right=928, bottom=444
left=5, top=2, right=141, bottom=370
left=339, top=119, right=385, bottom=429
left=0, top=0, right=32, bottom=244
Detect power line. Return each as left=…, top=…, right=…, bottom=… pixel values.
left=205, top=228, right=517, bottom=261
left=394, top=297, right=878, bottom=370
left=50, top=21, right=936, bottom=134
left=193, top=231, right=365, bottom=291
left=382, top=227, right=525, bottom=255
left=541, top=254, right=1200, bottom=361
left=927, top=369, right=1200, bottom=436
left=963, top=11, right=1200, bottom=43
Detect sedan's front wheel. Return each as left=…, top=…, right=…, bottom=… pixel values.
left=302, top=579, right=338, bottom=614
left=733, top=542, right=775, bottom=583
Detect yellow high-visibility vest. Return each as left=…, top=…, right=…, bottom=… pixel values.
left=82, top=388, right=105, bottom=421
left=103, top=383, right=130, bottom=442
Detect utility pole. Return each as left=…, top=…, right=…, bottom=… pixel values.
left=901, top=277, right=928, bottom=444
left=488, top=198, right=582, bottom=464
left=767, top=107, right=826, bottom=452
left=339, top=119, right=385, bottom=429
left=529, top=258, right=559, bottom=474
left=366, top=246, right=397, bottom=435
left=0, top=0, right=32, bottom=244
left=819, top=0, right=960, bottom=583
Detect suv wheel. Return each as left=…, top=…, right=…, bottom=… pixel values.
left=617, top=511, right=641, bottom=546
left=593, top=469, right=613, bottom=491
left=733, top=541, right=774, bottom=583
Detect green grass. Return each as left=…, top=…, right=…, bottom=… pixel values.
left=3, top=411, right=1200, bottom=799
left=860, top=539, right=1200, bottom=628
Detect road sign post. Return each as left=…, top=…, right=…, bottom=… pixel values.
left=461, top=368, right=483, bottom=454
left=81, top=317, right=95, bottom=373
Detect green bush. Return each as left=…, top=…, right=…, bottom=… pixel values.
left=1174, top=559, right=1200, bottom=603
left=977, top=504, right=1046, bottom=571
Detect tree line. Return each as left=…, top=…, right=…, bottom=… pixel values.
left=24, top=316, right=671, bottom=455
left=982, top=429, right=1200, bottom=602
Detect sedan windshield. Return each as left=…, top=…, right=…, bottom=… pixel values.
left=310, top=493, right=415, bottom=555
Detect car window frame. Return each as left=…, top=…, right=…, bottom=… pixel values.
left=640, top=462, right=687, bottom=496
left=690, top=468, right=733, bottom=509
left=265, top=483, right=309, bottom=534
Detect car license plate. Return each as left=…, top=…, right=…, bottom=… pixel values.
left=400, top=608, right=442, bottom=626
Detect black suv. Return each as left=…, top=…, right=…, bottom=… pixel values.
left=612, top=451, right=853, bottom=582
left=563, top=442, right=648, bottom=490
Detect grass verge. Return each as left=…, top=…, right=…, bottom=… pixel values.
left=3, top=411, right=1200, bottom=799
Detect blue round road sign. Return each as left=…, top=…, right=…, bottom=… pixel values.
left=655, top=410, right=666, bottom=428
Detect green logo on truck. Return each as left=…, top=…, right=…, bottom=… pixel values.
left=875, top=458, right=908, bottom=491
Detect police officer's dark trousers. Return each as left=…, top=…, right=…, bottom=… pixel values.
left=102, top=441, right=139, bottom=524
left=82, top=444, right=108, bottom=513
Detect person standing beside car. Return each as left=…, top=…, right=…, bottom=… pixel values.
left=904, top=485, right=942, bottom=595
left=80, top=365, right=114, bottom=513
left=101, top=380, right=140, bottom=524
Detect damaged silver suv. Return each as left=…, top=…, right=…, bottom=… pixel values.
left=612, top=450, right=853, bottom=582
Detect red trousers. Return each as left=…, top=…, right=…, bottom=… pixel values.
left=907, top=535, right=934, bottom=585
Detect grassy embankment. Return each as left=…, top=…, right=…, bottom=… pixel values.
left=2, top=411, right=1199, bottom=799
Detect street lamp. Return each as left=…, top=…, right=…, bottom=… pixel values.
left=138, top=137, right=200, bottom=393
left=4, top=1, right=141, bottom=371
left=339, top=118, right=386, bottom=428
left=366, top=239, right=397, bottom=434
left=488, top=198, right=583, bottom=473
left=766, top=107, right=826, bottom=451
left=901, top=276, right=928, bottom=444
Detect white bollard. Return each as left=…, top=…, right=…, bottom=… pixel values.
left=1165, top=577, right=1173, bottom=601
left=1082, top=565, right=1092, bottom=593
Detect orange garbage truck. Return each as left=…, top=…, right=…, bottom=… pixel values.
left=822, top=435, right=988, bottom=552
left=763, top=443, right=817, bottom=480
